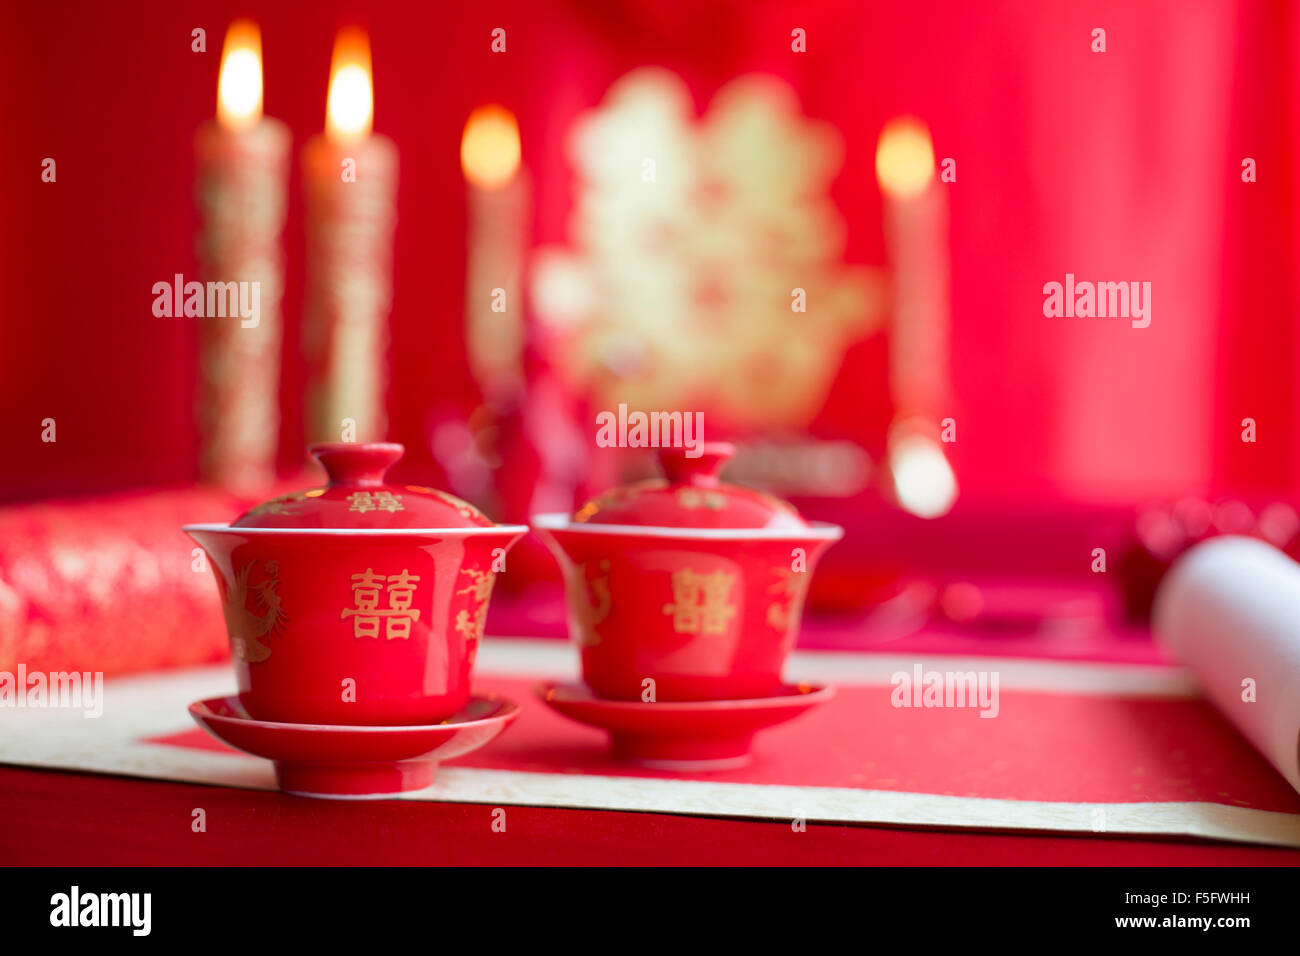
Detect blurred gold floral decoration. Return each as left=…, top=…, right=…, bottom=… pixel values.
left=532, top=68, right=884, bottom=431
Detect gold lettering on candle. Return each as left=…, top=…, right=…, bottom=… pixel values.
left=196, top=19, right=289, bottom=493
left=303, top=28, right=397, bottom=444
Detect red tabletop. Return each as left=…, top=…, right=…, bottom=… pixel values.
left=3, top=765, right=1297, bottom=866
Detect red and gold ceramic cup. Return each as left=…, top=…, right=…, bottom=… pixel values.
left=534, top=444, right=842, bottom=702
left=186, top=443, right=526, bottom=725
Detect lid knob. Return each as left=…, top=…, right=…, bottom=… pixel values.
left=309, top=442, right=404, bottom=488
left=657, top=442, right=735, bottom=488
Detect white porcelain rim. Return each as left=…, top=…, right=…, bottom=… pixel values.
left=182, top=522, right=530, bottom=536
left=530, top=512, right=844, bottom=541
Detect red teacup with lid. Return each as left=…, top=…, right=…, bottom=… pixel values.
left=533, top=442, right=843, bottom=701
left=185, top=443, right=527, bottom=725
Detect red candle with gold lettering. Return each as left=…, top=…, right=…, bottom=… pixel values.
left=194, top=20, right=289, bottom=492
left=302, top=27, right=398, bottom=444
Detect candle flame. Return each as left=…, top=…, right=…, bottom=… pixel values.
left=326, top=27, right=374, bottom=144
left=876, top=117, right=935, bottom=200
left=890, top=433, right=957, bottom=519
left=217, top=20, right=263, bottom=130
left=461, top=105, right=521, bottom=189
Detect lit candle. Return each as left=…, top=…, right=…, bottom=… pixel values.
left=194, top=19, right=289, bottom=492
left=876, top=117, right=957, bottom=518
left=461, top=104, right=529, bottom=404
left=302, top=27, right=398, bottom=443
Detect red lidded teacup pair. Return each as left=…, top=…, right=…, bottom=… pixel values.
left=186, top=441, right=841, bottom=728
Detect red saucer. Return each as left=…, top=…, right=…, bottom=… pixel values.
left=537, top=681, right=834, bottom=770
left=189, top=694, right=520, bottom=799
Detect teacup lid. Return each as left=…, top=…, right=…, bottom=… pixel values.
left=231, top=443, right=494, bottom=529
left=572, top=443, right=810, bottom=530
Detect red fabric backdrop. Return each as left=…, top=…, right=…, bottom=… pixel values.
left=2, top=0, right=1295, bottom=504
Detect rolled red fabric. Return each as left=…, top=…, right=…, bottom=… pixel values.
left=0, top=488, right=267, bottom=677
